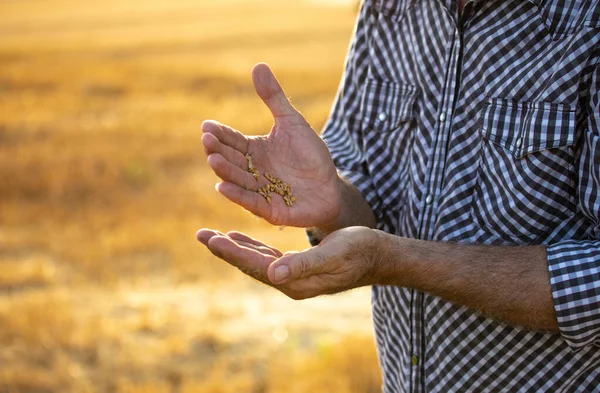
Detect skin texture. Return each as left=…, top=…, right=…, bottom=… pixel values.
left=197, top=227, right=380, bottom=300
left=202, top=64, right=374, bottom=230
left=376, top=234, right=558, bottom=332
left=198, top=63, right=559, bottom=333
left=203, top=63, right=341, bottom=228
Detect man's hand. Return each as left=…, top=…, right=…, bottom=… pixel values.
left=196, top=227, right=381, bottom=300
left=202, top=63, right=342, bottom=228
left=197, top=225, right=559, bottom=331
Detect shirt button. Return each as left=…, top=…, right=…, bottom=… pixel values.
left=439, top=112, right=446, bottom=122
left=425, top=194, right=433, bottom=205
left=515, top=137, right=523, bottom=148
left=411, top=355, right=419, bottom=366
left=378, top=112, right=387, bottom=122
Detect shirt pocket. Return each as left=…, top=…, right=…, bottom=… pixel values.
left=533, top=0, right=600, bottom=39
left=360, top=78, right=419, bottom=212
left=372, top=0, right=413, bottom=19
left=470, top=97, right=577, bottom=243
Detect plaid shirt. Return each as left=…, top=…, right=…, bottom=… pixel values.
left=319, top=0, right=600, bottom=391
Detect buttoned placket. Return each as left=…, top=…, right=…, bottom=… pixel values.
left=408, top=2, right=474, bottom=392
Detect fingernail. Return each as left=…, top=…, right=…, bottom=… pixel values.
left=274, top=265, right=290, bottom=283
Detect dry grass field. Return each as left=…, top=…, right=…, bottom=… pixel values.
left=0, top=0, right=381, bottom=392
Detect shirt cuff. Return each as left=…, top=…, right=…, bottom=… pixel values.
left=547, top=240, right=600, bottom=349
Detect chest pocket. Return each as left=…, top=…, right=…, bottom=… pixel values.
left=533, top=0, right=600, bottom=39
left=373, top=0, right=415, bottom=18
left=470, top=98, right=576, bottom=243
left=360, top=79, right=418, bottom=212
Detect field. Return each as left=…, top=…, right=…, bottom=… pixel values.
left=0, top=0, right=381, bottom=392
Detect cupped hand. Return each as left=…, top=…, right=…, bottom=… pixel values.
left=197, top=226, right=382, bottom=300
left=201, top=63, right=342, bottom=228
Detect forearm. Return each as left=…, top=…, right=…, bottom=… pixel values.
left=310, top=176, right=376, bottom=239
left=376, top=231, right=559, bottom=332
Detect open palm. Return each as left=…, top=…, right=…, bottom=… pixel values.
left=201, top=63, right=342, bottom=227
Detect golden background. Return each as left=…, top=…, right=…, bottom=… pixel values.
left=0, top=0, right=381, bottom=392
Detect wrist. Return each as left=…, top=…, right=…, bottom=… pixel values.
left=348, top=227, right=389, bottom=286
left=315, top=174, right=376, bottom=233
left=371, top=231, right=417, bottom=287
left=307, top=174, right=348, bottom=239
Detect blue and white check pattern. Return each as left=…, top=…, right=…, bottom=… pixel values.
left=317, top=0, right=600, bottom=391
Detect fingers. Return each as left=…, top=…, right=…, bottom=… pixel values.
left=197, top=230, right=281, bottom=258
left=206, top=235, right=275, bottom=283
left=227, top=231, right=262, bottom=244
left=202, top=120, right=248, bottom=153
left=196, top=229, right=283, bottom=285
left=208, top=153, right=259, bottom=191
left=252, top=63, right=299, bottom=119
left=196, top=229, right=359, bottom=299
left=196, top=228, right=225, bottom=246
left=202, top=132, right=248, bottom=169
left=235, top=239, right=282, bottom=258
left=216, top=181, right=272, bottom=219
left=227, top=231, right=283, bottom=257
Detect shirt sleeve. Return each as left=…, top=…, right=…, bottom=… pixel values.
left=547, top=63, right=600, bottom=349
left=307, top=1, right=395, bottom=248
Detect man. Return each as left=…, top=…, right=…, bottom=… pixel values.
left=198, top=0, right=600, bottom=391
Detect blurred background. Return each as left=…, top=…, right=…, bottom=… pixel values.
left=0, top=0, right=381, bottom=392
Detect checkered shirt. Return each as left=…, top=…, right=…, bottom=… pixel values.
left=318, top=0, right=600, bottom=391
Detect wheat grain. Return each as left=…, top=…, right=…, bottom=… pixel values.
left=245, top=154, right=296, bottom=207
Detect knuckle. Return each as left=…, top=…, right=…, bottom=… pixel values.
left=314, top=252, right=327, bottom=269
left=298, top=255, right=311, bottom=278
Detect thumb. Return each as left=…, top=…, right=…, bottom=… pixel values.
left=252, top=63, right=299, bottom=119
left=268, top=248, right=328, bottom=284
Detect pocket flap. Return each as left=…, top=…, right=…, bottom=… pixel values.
left=373, top=0, right=416, bottom=19
left=360, top=79, right=419, bottom=133
left=535, top=0, right=600, bottom=39
left=480, top=97, right=575, bottom=159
